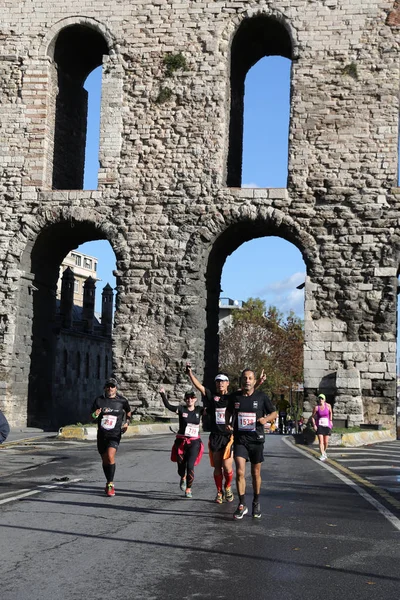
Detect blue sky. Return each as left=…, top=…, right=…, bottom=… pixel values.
left=80, top=57, right=306, bottom=316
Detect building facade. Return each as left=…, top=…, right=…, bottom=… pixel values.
left=56, top=250, right=99, bottom=307
left=0, top=1, right=399, bottom=429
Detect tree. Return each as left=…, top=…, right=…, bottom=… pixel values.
left=219, top=298, right=304, bottom=411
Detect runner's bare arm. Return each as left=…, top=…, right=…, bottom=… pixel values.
left=185, top=364, right=206, bottom=396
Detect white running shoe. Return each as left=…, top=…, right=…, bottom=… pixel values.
left=319, top=454, right=326, bottom=461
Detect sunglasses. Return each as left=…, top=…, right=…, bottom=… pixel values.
left=106, top=384, right=116, bottom=388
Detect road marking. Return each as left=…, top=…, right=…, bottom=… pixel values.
left=0, top=478, right=82, bottom=506
left=337, top=459, right=400, bottom=464
left=284, top=438, right=400, bottom=532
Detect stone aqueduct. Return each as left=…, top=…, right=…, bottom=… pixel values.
left=0, top=1, right=399, bottom=429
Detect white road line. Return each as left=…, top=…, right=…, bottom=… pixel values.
left=0, top=478, right=82, bottom=506
left=283, top=438, right=400, bottom=533
left=329, top=449, right=400, bottom=455
left=347, top=465, right=400, bottom=470
left=337, top=459, right=400, bottom=464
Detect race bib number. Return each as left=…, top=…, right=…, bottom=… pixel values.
left=319, top=417, right=329, bottom=427
left=101, top=415, right=117, bottom=430
left=215, top=407, right=226, bottom=425
left=238, top=412, right=256, bottom=432
left=184, top=423, right=199, bottom=437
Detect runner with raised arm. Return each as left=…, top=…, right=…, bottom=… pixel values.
left=159, top=387, right=204, bottom=499
left=186, top=364, right=234, bottom=504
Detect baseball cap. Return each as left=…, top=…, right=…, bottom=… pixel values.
left=215, top=373, right=229, bottom=382
left=105, top=377, right=118, bottom=387
left=184, top=390, right=196, bottom=399
left=318, top=393, right=326, bottom=401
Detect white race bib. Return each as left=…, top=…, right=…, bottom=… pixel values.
left=238, top=412, right=256, bottom=432
left=215, top=407, right=226, bottom=425
left=184, top=423, right=199, bottom=437
left=319, top=417, right=329, bottom=427
left=101, top=414, right=117, bottom=430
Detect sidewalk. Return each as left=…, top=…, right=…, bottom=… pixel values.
left=2, top=429, right=58, bottom=445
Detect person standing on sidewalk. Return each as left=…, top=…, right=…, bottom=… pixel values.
left=91, top=378, right=132, bottom=497
left=225, top=369, right=277, bottom=520
left=311, top=393, right=333, bottom=461
left=159, top=387, right=204, bottom=499
left=0, top=408, right=10, bottom=444
left=186, top=364, right=235, bottom=504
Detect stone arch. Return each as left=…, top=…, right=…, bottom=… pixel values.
left=41, top=16, right=117, bottom=59
left=225, top=10, right=297, bottom=187
left=40, top=18, right=116, bottom=190
left=11, top=209, right=125, bottom=428
left=200, top=206, right=317, bottom=385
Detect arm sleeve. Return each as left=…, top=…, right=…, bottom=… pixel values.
left=160, top=391, right=178, bottom=413
left=202, top=388, right=212, bottom=409
left=263, top=396, right=276, bottom=415
left=90, top=398, right=99, bottom=415
left=123, top=399, right=132, bottom=415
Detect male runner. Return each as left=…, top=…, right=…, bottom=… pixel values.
left=91, top=377, right=132, bottom=497
left=226, top=369, right=277, bottom=520
left=186, top=365, right=234, bottom=503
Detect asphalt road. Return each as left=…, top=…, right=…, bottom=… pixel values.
left=1, top=434, right=400, bottom=600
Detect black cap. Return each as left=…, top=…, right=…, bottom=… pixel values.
left=184, top=390, right=196, bottom=400
left=105, top=377, right=118, bottom=387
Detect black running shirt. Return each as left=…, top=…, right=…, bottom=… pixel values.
left=91, top=394, right=131, bottom=438
left=177, top=405, right=203, bottom=438
left=203, top=388, right=231, bottom=435
left=227, top=390, right=276, bottom=444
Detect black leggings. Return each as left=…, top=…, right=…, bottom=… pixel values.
left=176, top=438, right=201, bottom=489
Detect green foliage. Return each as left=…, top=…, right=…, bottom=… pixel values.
left=219, top=298, right=304, bottom=403
left=342, top=62, right=358, bottom=80
left=163, top=52, right=188, bottom=77
left=156, top=86, right=173, bottom=104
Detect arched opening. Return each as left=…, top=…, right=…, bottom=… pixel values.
left=242, top=56, right=291, bottom=187
left=50, top=25, right=109, bottom=190
left=205, top=222, right=309, bottom=398
left=14, top=220, right=117, bottom=429
left=227, top=15, right=292, bottom=187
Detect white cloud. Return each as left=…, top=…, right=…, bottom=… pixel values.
left=242, top=182, right=260, bottom=188
left=256, top=272, right=306, bottom=317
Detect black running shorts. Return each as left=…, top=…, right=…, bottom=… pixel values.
left=234, top=441, right=264, bottom=464
left=97, top=434, right=121, bottom=455
left=316, top=426, right=331, bottom=436
left=209, top=432, right=232, bottom=453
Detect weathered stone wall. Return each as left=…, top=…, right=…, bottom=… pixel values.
left=52, top=331, right=112, bottom=429
left=0, top=1, right=399, bottom=430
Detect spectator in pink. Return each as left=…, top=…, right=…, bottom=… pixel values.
left=311, top=394, right=333, bottom=461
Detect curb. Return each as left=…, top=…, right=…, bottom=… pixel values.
left=57, top=423, right=174, bottom=441
left=293, top=429, right=396, bottom=448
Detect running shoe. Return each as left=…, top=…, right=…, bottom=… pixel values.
left=215, top=491, right=224, bottom=504
left=252, top=501, right=261, bottom=519
left=106, top=483, right=115, bottom=497
left=323, top=451, right=328, bottom=459
left=233, top=504, right=248, bottom=520
left=179, top=477, right=187, bottom=492
left=224, top=487, right=234, bottom=503
left=185, top=488, right=193, bottom=499
left=319, top=454, right=326, bottom=461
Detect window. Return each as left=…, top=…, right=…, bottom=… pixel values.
left=72, top=253, right=81, bottom=266
left=94, top=262, right=97, bottom=271
left=74, top=280, right=79, bottom=293
left=84, top=258, right=92, bottom=270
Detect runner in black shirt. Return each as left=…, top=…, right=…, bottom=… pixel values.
left=226, top=369, right=277, bottom=520
left=0, top=408, right=10, bottom=444
left=91, top=378, right=132, bottom=497
left=160, top=387, right=204, bottom=499
left=186, top=365, right=234, bottom=504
